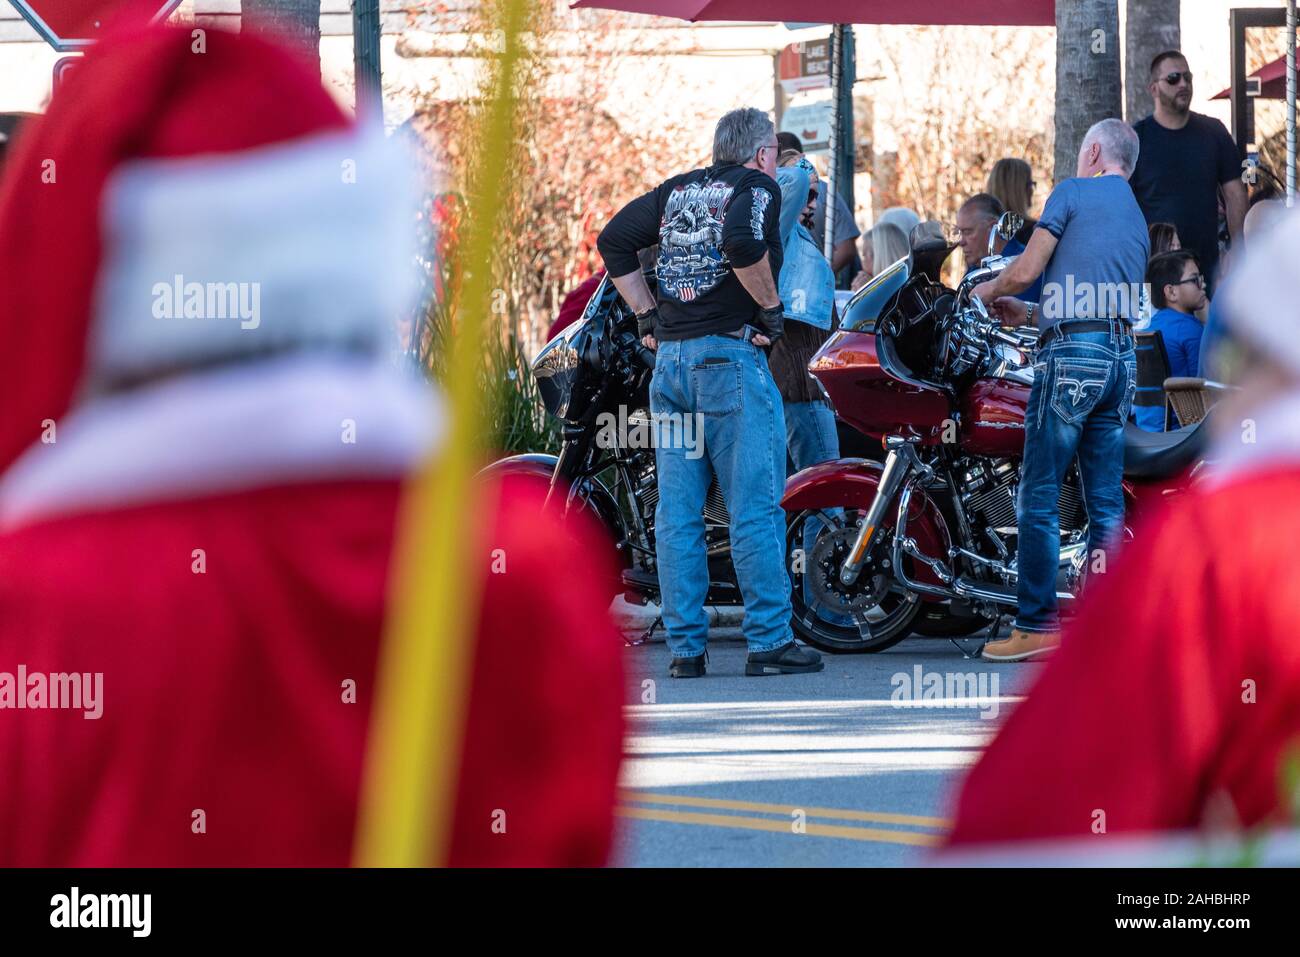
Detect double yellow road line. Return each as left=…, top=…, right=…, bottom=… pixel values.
left=617, top=791, right=950, bottom=847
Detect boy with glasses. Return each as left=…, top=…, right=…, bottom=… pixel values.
left=1136, top=250, right=1208, bottom=431
left=1128, top=51, right=1247, bottom=295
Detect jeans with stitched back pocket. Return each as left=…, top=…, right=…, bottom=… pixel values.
left=650, top=335, right=793, bottom=659
left=1016, top=330, right=1136, bottom=633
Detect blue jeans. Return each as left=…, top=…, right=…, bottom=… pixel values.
left=1017, top=330, right=1136, bottom=633
left=784, top=400, right=849, bottom=622
left=651, top=336, right=792, bottom=658
left=784, top=400, right=839, bottom=474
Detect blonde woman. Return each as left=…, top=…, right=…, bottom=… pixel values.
left=986, top=157, right=1042, bottom=301
left=851, top=221, right=911, bottom=290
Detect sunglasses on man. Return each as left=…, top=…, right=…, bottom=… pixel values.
left=1161, top=70, right=1193, bottom=87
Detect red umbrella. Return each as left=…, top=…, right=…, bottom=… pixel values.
left=1213, top=54, right=1290, bottom=100
left=570, top=0, right=1053, bottom=25
left=571, top=0, right=1056, bottom=251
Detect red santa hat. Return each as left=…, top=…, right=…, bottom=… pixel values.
left=0, top=13, right=418, bottom=477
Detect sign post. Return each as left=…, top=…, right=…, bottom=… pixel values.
left=777, top=37, right=831, bottom=94
left=352, top=0, right=384, bottom=118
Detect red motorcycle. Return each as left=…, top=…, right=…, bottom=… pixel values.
left=781, top=218, right=1210, bottom=653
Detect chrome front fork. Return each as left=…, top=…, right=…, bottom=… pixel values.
left=839, top=436, right=924, bottom=586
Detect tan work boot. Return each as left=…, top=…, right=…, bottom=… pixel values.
left=981, top=627, right=1060, bottom=662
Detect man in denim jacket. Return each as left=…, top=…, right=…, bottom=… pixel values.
left=972, top=119, right=1149, bottom=661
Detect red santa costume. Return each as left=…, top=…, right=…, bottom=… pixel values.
left=0, top=22, right=624, bottom=866
left=945, top=208, right=1300, bottom=849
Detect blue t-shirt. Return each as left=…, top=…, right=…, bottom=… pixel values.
left=1035, top=176, right=1150, bottom=330
left=1135, top=307, right=1204, bottom=431
left=1001, top=236, right=1044, bottom=303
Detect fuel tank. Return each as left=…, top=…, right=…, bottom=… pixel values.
left=810, top=330, right=952, bottom=444
left=959, top=378, right=1030, bottom=457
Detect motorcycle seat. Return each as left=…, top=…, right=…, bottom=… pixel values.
left=1122, top=418, right=1209, bottom=481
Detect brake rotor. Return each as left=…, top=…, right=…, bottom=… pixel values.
left=805, top=524, right=892, bottom=616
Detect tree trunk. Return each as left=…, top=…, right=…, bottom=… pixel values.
left=241, top=0, right=322, bottom=79
left=1125, top=0, right=1180, bottom=123
left=1054, top=0, right=1123, bottom=185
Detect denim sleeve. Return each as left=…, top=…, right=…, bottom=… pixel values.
left=775, top=166, right=810, bottom=244
left=1036, top=179, right=1075, bottom=239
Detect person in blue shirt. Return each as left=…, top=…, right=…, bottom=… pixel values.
left=1199, top=198, right=1286, bottom=375
left=1136, top=250, right=1207, bottom=430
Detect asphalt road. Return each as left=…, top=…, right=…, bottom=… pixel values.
left=612, top=619, right=1043, bottom=867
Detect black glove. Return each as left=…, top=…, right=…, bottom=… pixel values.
left=635, top=306, right=660, bottom=339
left=754, top=303, right=785, bottom=344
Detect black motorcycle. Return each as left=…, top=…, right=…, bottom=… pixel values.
left=481, top=272, right=748, bottom=613
left=481, top=268, right=985, bottom=649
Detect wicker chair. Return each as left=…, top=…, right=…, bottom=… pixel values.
left=1163, top=377, right=1235, bottom=428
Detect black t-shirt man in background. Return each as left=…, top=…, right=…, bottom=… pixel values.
left=596, top=107, right=824, bottom=679
left=1128, top=50, right=1246, bottom=293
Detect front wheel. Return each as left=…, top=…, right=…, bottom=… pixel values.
left=786, top=509, right=920, bottom=653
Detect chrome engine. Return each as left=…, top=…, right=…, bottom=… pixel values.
left=957, top=457, right=1085, bottom=534
left=638, top=464, right=730, bottom=527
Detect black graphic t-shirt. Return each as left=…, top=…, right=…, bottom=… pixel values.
left=597, top=163, right=781, bottom=341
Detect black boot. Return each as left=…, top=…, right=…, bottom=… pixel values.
left=669, top=651, right=707, bottom=678
left=745, top=641, right=823, bottom=676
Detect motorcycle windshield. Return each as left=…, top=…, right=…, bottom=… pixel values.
left=840, top=257, right=908, bottom=334
left=532, top=279, right=612, bottom=420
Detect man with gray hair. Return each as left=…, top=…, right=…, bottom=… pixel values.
left=597, top=107, right=824, bottom=678
left=971, top=117, right=1149, bottom=662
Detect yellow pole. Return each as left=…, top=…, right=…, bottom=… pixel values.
left=353, top=0, right=533, bottom=867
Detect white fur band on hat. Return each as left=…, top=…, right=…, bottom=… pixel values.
left=86, top=124, right=421, bottom=391
left=1221, top=205, right=1300, bottom=378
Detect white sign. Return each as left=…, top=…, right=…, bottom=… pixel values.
left=780, top=99, right=833, bottom=154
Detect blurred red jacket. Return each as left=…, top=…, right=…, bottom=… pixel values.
left=0, top=22, right=624, bottom=868
left=947, top=458, right=1300, bottom=846
left=0, top=468, right=624, bottom=867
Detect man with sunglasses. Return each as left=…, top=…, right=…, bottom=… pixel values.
left=1129, top=51, right=1246, bottom=295
left=1136, top=251, right=1208, bottom=431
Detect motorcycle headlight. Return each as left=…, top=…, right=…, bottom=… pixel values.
left=532, top=312, right=603, bottom=420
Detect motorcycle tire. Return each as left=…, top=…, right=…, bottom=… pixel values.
left=786, top=509, right=920, bottom=654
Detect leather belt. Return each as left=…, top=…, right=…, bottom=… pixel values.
left=1038, top=318, right=1132, bottom=349
left=720, top=324, right=762, bottom=343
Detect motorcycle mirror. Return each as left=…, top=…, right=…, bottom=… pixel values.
left=987, top=211, right=1025, bottom=256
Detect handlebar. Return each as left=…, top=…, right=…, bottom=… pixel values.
left=613, top=327, right=656, bottom=371
left=987, top=326, right=1024, bottom=348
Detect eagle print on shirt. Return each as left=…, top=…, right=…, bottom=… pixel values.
left=656, top=178, right=735, bottom=303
